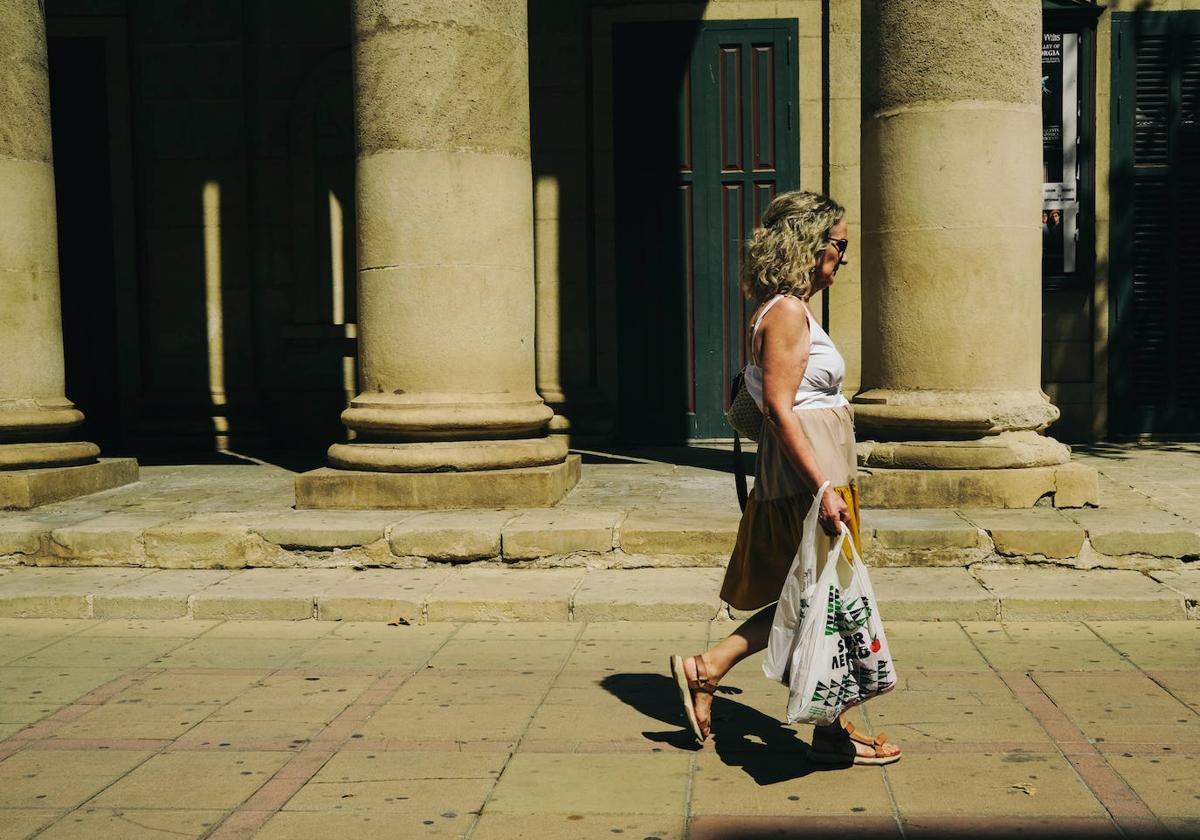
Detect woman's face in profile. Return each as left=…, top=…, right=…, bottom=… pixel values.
left=811, top=219, right=849, bottom=294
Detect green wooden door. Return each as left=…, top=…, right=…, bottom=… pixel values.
left=1110, top=12, right=1200, bottom=435
left=614, top=20, right=799, bottom=442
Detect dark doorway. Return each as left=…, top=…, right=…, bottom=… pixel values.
left=613, top=19, right=800, bottom=442
left=48, top=35, right=123, bottom=450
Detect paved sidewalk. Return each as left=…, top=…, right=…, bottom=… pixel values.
left=0, top=617, right=1198, bottom=839
left=1, top=444, right=1199, bottom=571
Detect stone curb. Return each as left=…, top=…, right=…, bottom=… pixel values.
left=3, top=505, right=1198, bottom=570
left=0, top=566, right=1190, bottom=622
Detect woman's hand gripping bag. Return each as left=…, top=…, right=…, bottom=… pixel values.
left=761, top=482, right=829, bottom=686
left=782, top=521, right=898, bottom=726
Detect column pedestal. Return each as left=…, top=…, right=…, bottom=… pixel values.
left=0, top=459, right=140, bottom=511
left=295, top=457, right=580, bottom=511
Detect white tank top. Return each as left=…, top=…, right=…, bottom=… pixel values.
left=743, top=294, right=849, bottom=411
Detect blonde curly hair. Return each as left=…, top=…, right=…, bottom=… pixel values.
left=740, top=190, right=845, bottom=302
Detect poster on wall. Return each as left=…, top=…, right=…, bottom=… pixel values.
left=1042, top=31, right=1079, bottom=275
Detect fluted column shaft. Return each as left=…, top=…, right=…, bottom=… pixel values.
left=332, top=0, right=560, bottom=472
left=855, top=0, right=1063, bottom=462
left=0, top=1, right=96, bottom=468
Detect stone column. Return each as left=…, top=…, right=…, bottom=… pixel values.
left=854, top=0, right=1096, bottom=508
left=295, top=0, right=578, bottom=509
left=0, top=1, right=136, bottom=509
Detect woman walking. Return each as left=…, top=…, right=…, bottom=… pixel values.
left=671, top=191, right=900, bottom=765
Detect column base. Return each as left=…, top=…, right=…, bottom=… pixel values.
left=295, top=455, right=581, bottom=510
left=0, top=458, right=139, bottom=510
left=328, top=437, right=568, bottom=472
left=857, top=461, right=1098, bottom=509
left=852, top=389, right=1061, bottom=439
left=857, top=431, right=1071, bottom=469
left=0, top=442, right=100, bottom=469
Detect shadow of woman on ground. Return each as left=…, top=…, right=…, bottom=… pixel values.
left=601, top=673, right=850, bottom=783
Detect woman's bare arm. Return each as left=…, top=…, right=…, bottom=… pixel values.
left=757, top=297, right=850, bottom=532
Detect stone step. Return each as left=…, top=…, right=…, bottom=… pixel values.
left=2, top=505, right=1197, bottom=570
left=0, top=565, right=1192, bottom=622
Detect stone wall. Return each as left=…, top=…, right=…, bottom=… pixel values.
left=36, top=0, right=1132, bottom=450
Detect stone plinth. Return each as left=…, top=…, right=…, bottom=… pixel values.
left=858, top=461, right=1098, bottom=510
left=0, top=459, right=139, bottom=510
left=295, top=455, right=581, bottom=511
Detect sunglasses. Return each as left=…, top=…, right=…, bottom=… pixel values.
left=825, top=238, right=849, bottom=257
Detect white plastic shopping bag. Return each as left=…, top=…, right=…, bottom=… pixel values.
left=775, top=520, right=898, bottom=725
left=761, top=481, right=828, bottom=685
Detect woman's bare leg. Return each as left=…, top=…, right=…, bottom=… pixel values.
left=681, top=605, right=902, bottom=759
left=681, top=605, right=775, bottom=738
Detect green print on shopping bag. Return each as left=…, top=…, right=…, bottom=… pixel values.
left=820, top=583, right=840, bottom=638
left=810, top=674, right=861, bottom=709
left=837, top=595, right=872, bottom=632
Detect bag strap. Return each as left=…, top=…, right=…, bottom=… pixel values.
left=733, top=431, right=748, bottom=512
left=729, top=369, right=750, bottom=512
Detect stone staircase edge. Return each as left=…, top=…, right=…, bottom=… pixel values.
left=0, top=565, right=1196, bottom=622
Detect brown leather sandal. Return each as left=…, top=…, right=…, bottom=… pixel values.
left=809, top=716, right=901, bottom=766
left=670, top=654, right=718, bottom=744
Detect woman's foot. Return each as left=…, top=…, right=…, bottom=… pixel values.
left=810, top=716, right=901, bottom=766
left=670, top=653, right=720, bottom=742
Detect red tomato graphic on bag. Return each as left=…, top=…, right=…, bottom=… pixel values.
left=870, top=638, right=881, bottom=653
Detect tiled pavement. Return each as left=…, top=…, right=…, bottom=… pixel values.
left=1, top=618, right=1198, bottom=839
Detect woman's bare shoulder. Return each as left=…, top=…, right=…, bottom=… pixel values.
left=758, top=295, right=810, bottom=333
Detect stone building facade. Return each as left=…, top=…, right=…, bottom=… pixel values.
left=1, top=0, right=1196, bottom=509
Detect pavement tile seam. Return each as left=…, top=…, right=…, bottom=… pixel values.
left=27, top=738, right=172, bottom=752
left=566, top=574, right=588, bottom=622
left=180, top=574, right=246, bottom=620
left=878, top=741, right=906, bottom=827
left=0, top=665, right=163, bottom=749
left=463, top=621, right=589, bottom=825
left=998, top=672, right=1100, bottom=749
left=1096, top=742, right=1200, bottom=755
left=206, top=809, right=263, bottom=840
left=0, top=633, right=456, bottom=834
left=1066, top=754, right=1170, bottom=835
left=1001, top=671, right=1167, bottom=835
left=198, top=673, right=408, bottom=836
left=191, top=621, right=466, bottom=837
left=0, top=634, right=75, bottom=668
left=683, top=747, right=700, bottom=826
left=958, top=571, right=1003, bottom=621
left=1081, top=620, right=1200, bottom=716
left=1146, top=572, right=1200, bottom=609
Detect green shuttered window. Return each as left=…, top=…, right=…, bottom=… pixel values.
left=1111, top=12, right=1200, bottom=435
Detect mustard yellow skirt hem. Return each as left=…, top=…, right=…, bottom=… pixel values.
left=719, top=484, right=862, bottom=612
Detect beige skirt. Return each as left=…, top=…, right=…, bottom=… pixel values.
left=720, top=403, right=861, bottom=612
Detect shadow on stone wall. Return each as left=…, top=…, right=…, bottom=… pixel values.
left=45, top=0, right=357, bottom=464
